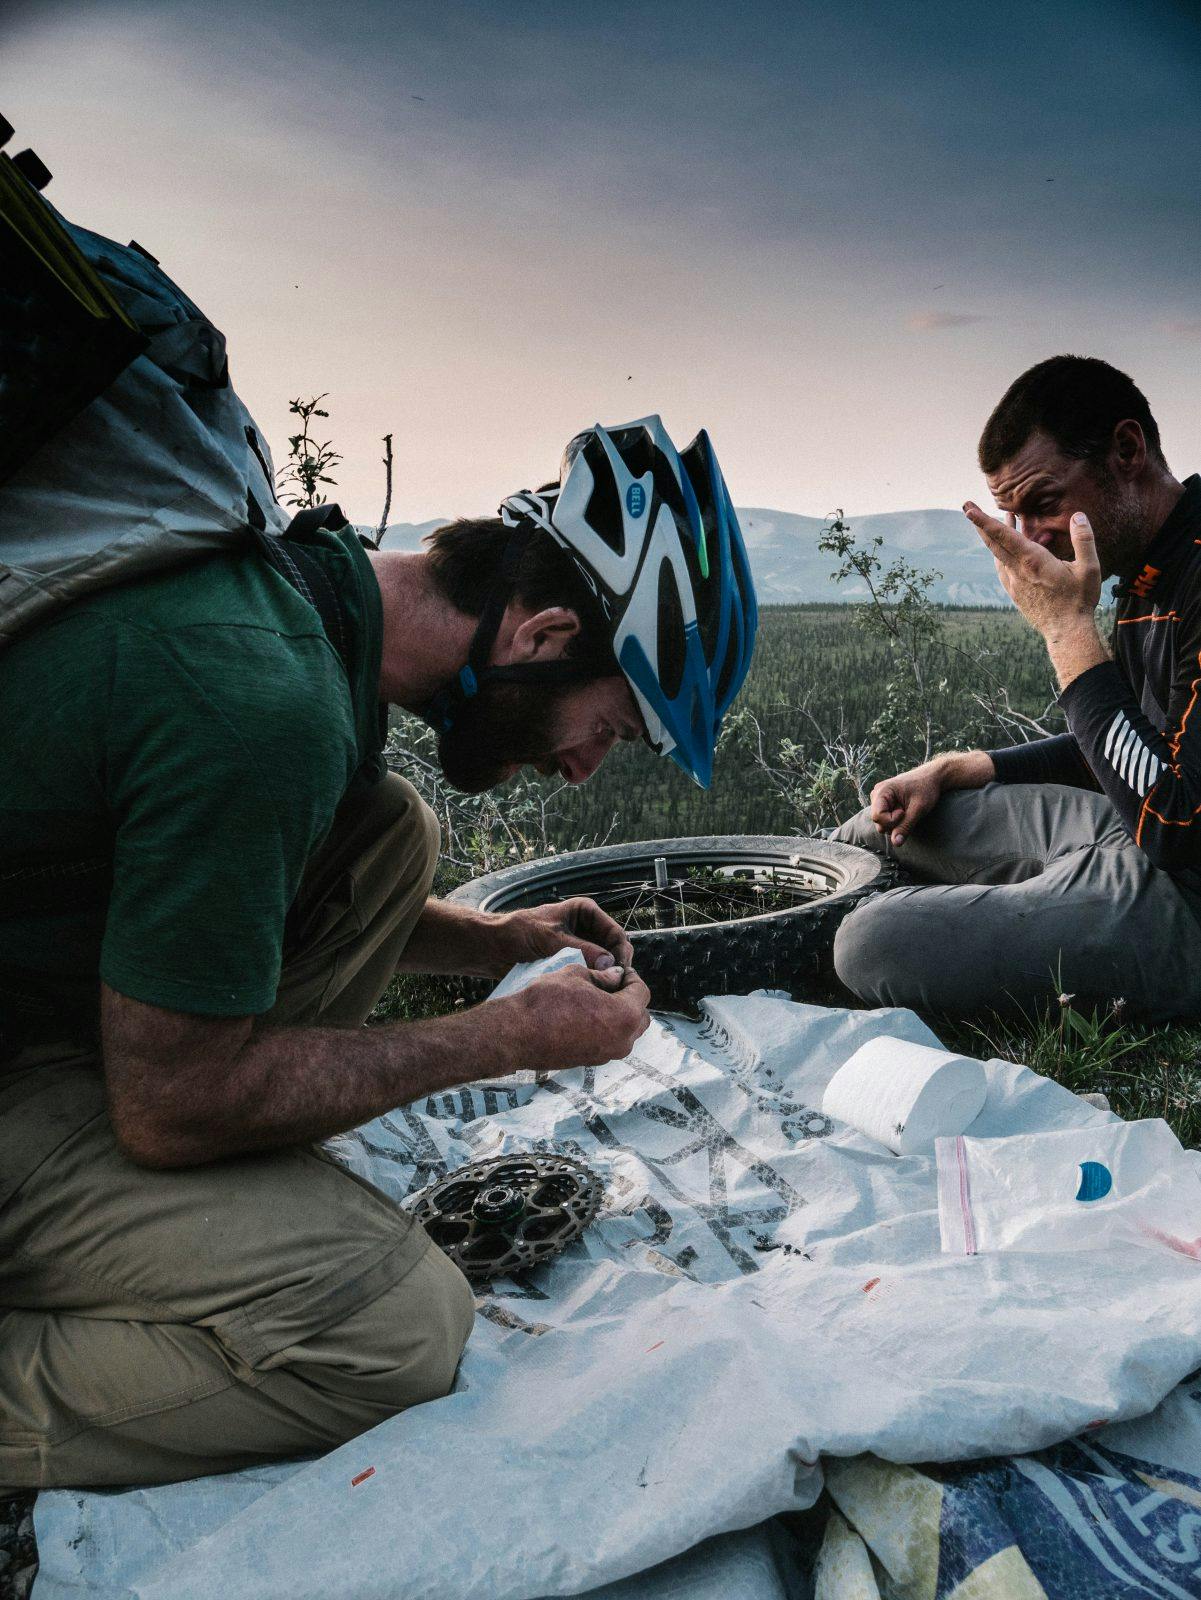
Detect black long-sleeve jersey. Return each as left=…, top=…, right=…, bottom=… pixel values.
left=987, top=474, right=1201, bottom=884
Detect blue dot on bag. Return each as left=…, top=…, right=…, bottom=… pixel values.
left=1076, top=1161, right=1113, bottom=1203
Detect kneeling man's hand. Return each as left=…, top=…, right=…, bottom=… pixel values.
left=505, top=962, right=652, bottom=1073
left=499, top=896, right=635, bottom=972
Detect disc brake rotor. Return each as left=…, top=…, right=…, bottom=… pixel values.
left=404, top=1152, right=603, bottom=1283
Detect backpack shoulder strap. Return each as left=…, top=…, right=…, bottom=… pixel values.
left=254, top=504, right=354, bottom=673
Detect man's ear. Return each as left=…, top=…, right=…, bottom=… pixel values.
left=500, top=605, right=582, bottom=664
left=1110, top=419, right=1147, bottom=481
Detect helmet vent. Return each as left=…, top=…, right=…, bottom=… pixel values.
left=583, top=443, right=626, bottom=556
left=715, top=611, right=741, bottom=708
left=656, top=556, right=686, bottom=701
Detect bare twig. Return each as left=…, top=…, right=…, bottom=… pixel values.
left=375, top=433, right=394, bottom=548
left=968, top=684, right=1058, bottom=743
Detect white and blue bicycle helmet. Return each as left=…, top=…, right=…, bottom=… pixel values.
left=423, top=415, right=757, bottom=789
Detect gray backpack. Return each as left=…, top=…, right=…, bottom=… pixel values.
left=0, top=173, right=291, bottom=651
left=0, top=170, right=364, bottom=986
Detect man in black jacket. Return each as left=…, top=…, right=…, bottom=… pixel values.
left=833, top=355, right=1201, bottom=1020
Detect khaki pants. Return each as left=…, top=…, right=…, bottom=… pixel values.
left=833, top=782, right=1201, bottom=1020
left=0, top=773, right=475, bottom=1490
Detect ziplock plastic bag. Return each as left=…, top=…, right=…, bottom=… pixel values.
left=938, top=1118, right=1201, bottom=1259
left=487, top=946, right=587, bottom=1001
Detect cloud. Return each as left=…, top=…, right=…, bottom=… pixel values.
left=1165, top=318, right=1201, bottom=338
left=907, top=311, right=990, bottom=332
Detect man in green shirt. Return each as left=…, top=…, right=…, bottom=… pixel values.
left=0, top=415, right=758, bottom=1489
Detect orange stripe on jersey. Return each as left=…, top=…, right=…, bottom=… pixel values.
left=1135, top=790, right=1153, bottom=847
left=1130, top=563, right=1161, bottom=599
left=1169, top=648, right=1201, bottom=762
left=1137, top=796, right=1201, bottom=828
left=1117, top=611, right=1179, bottom=625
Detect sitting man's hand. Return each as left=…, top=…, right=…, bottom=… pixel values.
left=502, top=962, right=652, bottom=1073
left=870, top=761, right=947, bottom=848
left=869, top=750, right=996, bottom=847
left=498, top=896, right=635, bottom=972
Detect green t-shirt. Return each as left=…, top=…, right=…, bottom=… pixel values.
left=0, top=527, right=384, bottom=1027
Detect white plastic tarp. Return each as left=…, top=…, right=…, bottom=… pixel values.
left=30, top=996, right=1201, bottom=1600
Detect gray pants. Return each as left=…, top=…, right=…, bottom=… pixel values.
left=832, top=783, right=1201, bottom=1021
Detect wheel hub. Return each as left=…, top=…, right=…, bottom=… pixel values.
left=404, top=1152, right=604, bottom=1284
left=472, top=1183, right=525, bottom=1225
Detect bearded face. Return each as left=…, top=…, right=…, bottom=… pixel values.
left=436, top=679, right=564, bottom=794
left=436, top=673, right=644, bottom=794
left=984, top=430, right=1160, bottom=580
left=1084, top=463, right=1156, bottom=578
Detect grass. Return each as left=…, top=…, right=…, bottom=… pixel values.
left=370, top=969, right=484, bottom=1024
left=941, top=1002, right=1201, bottom=1149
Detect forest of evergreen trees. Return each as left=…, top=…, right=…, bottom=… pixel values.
left=459, top=604, right=1064, bottom=852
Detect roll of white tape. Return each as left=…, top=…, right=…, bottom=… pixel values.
left=821, top=1035, right=987, bottom=1156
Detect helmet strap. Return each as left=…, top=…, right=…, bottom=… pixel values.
left=417, top=522, right=598, bottom=735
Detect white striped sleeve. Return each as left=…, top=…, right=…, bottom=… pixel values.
left=1103, top=708, right=1165, bottom=796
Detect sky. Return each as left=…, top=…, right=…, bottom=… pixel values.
left=4, top=0, right=1201, bottom=526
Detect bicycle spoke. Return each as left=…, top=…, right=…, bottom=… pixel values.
left=557, top=863, right=820, bottom=932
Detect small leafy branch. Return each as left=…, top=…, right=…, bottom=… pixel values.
left=725, top=509, right=1061, bottom=832
left=276, top=394, right=343, bottom=509
left=819, top=507, right=946, bottom=767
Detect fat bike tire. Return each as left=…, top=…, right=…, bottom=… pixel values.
left=448, top=835, right=898, bottom=1011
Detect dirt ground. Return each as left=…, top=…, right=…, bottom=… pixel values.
left=0, top=1495, right=37, bottom=1600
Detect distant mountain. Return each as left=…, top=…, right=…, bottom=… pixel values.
left=364, top=505, right=1009, bottom=607
left=367, top=517, right=447, bottom=552
left=736, top=506, right=1007, bottom=606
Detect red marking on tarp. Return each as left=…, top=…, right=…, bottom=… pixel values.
left=1083, top=1420, right=1108, bottom=1431
left=645, top=1340, right=665, bottom=1353
left=350, top=1467, right=376, bottom=1487
left=1143, top=1225, right=1201, bottom=1259
left=862, top=1277, right=880, bottom=1293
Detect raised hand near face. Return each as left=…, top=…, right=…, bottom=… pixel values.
left=962, top=502, right=1109, bottom=689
